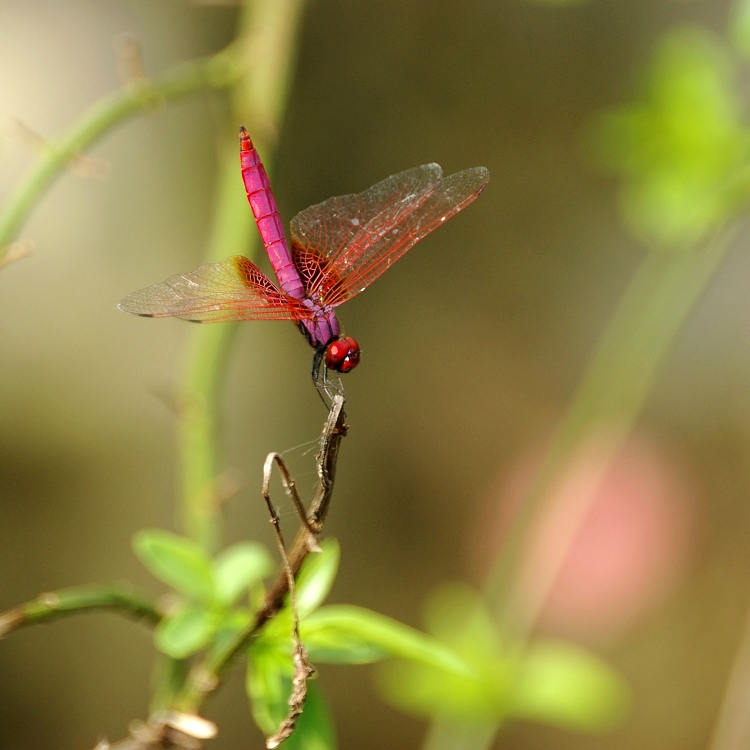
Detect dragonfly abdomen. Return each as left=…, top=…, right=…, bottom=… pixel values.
left=239, top=128, right=305, bottom=300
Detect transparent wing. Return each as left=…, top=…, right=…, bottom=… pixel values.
left=290, top=163, right=442, bottom=270
left=118, top=255, right=309, bottom=323
left=290, top=165, right=489, bottom=306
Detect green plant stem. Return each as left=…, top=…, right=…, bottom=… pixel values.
left=177, top=139, right=248, bottom=550
left=0, top=45, right=245, bottom=262
left=424, top=235, right=733, bottom=750
left=486, top=237, right=731, bottom=633
left=0, top=0, right=308, bottom=729
left=159, top=0, right=307, bottom=714
left=177, top=0, right=307, bottom=554
left=0, top=584, right=160, bottom=636
left=708, top=588, right=750, bottom=750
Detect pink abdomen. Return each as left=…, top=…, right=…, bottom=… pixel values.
left=239, top=128, right=304, bottom=299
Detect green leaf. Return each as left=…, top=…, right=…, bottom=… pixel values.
left=212, top=608, right=254, bottom=653
left=422, top=584, right=503, bottom=657
left=586, top=26, right=750, bottom=246
left=303, top=605, right=472, bottom=676
left=294, top=539, right=340, bottom=618
left=283, top=682, right=337, bottom=750
left=302, top=607, right=387, bottom=664
left=511, top=640, right=630, bottom=732
left=133, top=529, right=215, bottom=603
left=376, top=584, right=513, bottom=723
left=154, top=605, right=214, bottom=658
left=247, top=641, right=292, bottom=735
left=378, top=660, right=508, bottom=723
left=247, top=642, right=335, bottom=749
left=214, top=542, right=274, bottom=606
left=376, top=584, right=628, bottom=733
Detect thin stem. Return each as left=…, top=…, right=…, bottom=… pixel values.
left=261, top=452, right=316, bottom=749
left=161, top=0, right=308, bottom=717
left=425, top=235, right=734, bottom=750
left=708, top=589, right=750, bottom=750
left=486, top=235, right=732, bottom=636
left=0, top=584, right=160, bottom=636
left=176, top=152, right=246, bottom=550
left=233, top=0, right=307, bottom=146
left=0, top=44, right=244, bottom=262
left=178, top=0, right=307, bottom=553
left=173, top=395, right=346, bottom=713
left=263, top=452, right=321, bottom=540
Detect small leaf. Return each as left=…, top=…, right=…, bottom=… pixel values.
left=303, top=605, right=472, bottom=676
left=133, top=529, right=215, bottom=603
left=511, top=640, right=630, bottom=731
left=155, top=605, right=214, bottom=658
left=214, top=542, right=274, bottom=606
left=586, top=26, right=750, bottom=246
left=376, top=583, right=629, bottom=732
left=212, top=609, right=254, bottom=653
left=303, top=619, right=388, bottom=665
left=294, top=539, right=340, bottom=618
left=283, top=682, right=337, bottom=750
left=376, top=584, right=514, bottom=722
left=423, top=584, right=502, bottom=657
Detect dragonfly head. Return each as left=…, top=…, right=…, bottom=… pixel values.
left=325, top=336, right=360, bottom=373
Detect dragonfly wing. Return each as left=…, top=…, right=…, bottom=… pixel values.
left=290, top=164, right=444, bottom=267
left=316, top=166, right=490, bottom=306
left=118, top=255, right=308, bottom=323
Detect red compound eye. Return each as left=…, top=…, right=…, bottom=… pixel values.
left=325, top=336, right=360, bottom=373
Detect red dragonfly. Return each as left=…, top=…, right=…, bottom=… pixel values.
left=120, top=129, right=489, bottom=388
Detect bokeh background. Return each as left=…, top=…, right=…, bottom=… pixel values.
left=0, top=1, right=748, bottom=749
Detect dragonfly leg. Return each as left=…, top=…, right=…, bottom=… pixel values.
left=323, top=367, right=345, bottom=403
left=311, top=349, right=326, bottom=407
left=311, top=349, right=345, bottom=409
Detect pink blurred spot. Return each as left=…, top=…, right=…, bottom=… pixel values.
left=476, top=432, right=696, bottom=642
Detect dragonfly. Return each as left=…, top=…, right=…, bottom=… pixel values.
left=119, top=128, right=490, bottom=395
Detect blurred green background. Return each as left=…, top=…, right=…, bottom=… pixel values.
left=1, top=0, right=749, bottom=748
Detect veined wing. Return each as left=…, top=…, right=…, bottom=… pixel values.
left=289, top=164, right=444, bottom=288
left=291, top=165, right=489, bottom=307
left=326, top=167, right=490, bottom=305
left=118, top=255, right=309, bottom=323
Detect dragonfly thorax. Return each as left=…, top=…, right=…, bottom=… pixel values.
left=298, top=299, right=340, bottom=349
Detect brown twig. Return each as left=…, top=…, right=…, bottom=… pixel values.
left=265, top=641, right=315, bottom=749
left=172, top=394, right=347, bottom=713
left=261, top=451, right=317, bottom=748
left=255, top=394, right=346, bottom=627
left=262, top=452, right=321, bottom=545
